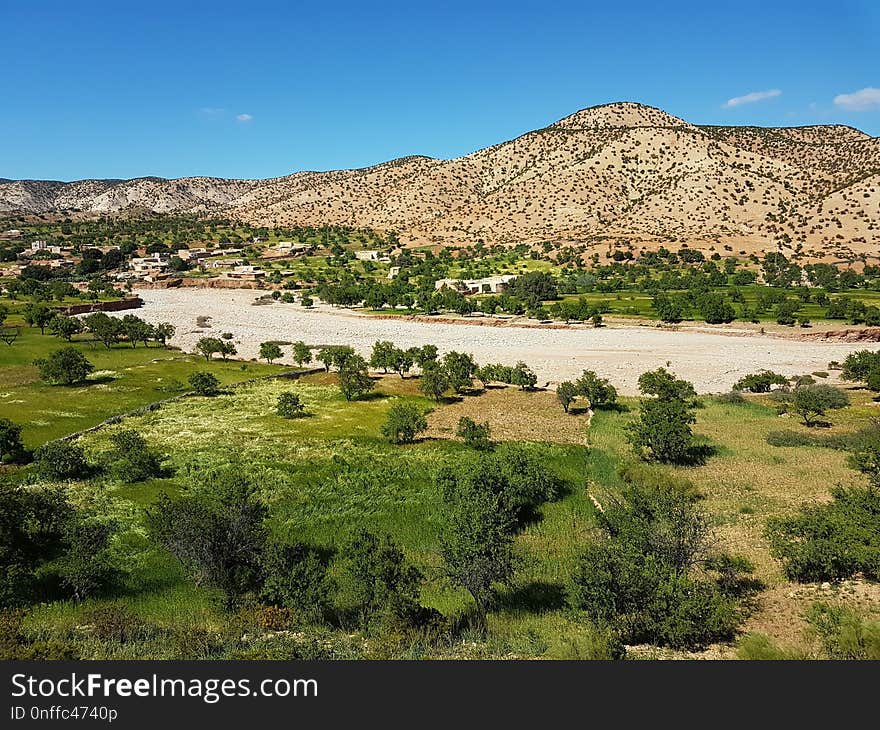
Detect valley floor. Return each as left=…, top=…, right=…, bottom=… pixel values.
left=129, top=287, right=869, bottom=394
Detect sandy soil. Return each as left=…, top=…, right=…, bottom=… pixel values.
left=125, top=288, right=874, bottom=394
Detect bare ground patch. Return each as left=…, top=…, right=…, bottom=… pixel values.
left=424, top=385, right=590, bottom=445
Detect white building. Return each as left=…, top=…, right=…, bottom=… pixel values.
left=434, top=275, right=516, bottom=295
left=354, top=250, right=379, bottom=261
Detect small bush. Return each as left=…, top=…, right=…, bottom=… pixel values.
left=716, top=390, right=745, bottom=405
left=766, top=486, right=880, bottom=582
left=106, top=430, right=164, bottom=482
left=188, top=371, right=221, bottom=396
left=736, top=633, right=803, bottom=660
left=33, top=440, right=90, bottom=480
left=276, top=392, right=306, bottom=418
left=456, top=416, right=492, bottom=450
left=381, top=402, right=428, bottom=444
left=806, top=603, right=880, bottom=660
left=733, top=370, right=788, bottom=393
left=86, top=604, right=155, bottom=644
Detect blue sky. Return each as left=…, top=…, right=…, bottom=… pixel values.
left=2, top=0, right=878, bottom=181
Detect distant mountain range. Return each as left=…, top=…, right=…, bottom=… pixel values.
left=2, top=102, right=878, bottom=258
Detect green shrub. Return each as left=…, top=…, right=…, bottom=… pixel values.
left=455, top=416, right=492, bottom=450
left=716, top=390, right=746, bottom=405
left=381, top=402, right=428, bottom=444
left=806, top=603, right=880, bottom=660
left=733, top=370, right=788, bottom=393
left=33, top=440, right=90, bottom=480
left=567, top=482, right=754, bottom=650
left=736, top=633, right=803, bottom=660
left=766, top=486, right=880, bottom=582
left=106, top=430, right=164, bottom=482
left=34, top=346, right=94, bottom=385
left=276, top=392, right=306, bottom=418
left=765, top=430, right=820, bottom=448
left=260, top=539, right=333, bottom=623
left=188, top=370, right=220, bottom=396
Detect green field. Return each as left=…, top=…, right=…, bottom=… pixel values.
left=0, top=328, right=286, bottom=446
left=9, top=367, right=879, bottom=659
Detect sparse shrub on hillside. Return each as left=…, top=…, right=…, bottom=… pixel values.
left=33, top=440, right=90, bottom=480
left=188, top=370, right=220, bottom=396
left=568, top=482, right=755, bottom=650
left=766, top=486, right=880, bottom=582
left=276, top=392, right=306, bottom=418
left=733, top=370, right=788, bottom=393
left=381, top=402, right=428, bottom=444
left=456, top=416, right=491, bottom=450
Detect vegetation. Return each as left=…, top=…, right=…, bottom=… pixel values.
left=381, top=402, right=428, bottom=444
left=276, top=392, right=306, bottom=419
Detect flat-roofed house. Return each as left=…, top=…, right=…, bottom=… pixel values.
left=434, top=274, right=516, bottom=295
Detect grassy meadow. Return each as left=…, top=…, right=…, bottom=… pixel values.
left=0, top=327, right=286, bottom=446
left=10, top=363, right=880, bottom=659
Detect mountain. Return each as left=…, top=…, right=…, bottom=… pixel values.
left=3, top=102, right=878, bottom=258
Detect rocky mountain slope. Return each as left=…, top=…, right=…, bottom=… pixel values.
left=3, top=102, right=878, bottom=257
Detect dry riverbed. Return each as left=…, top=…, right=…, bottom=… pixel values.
left=125, top=288, right=873, bottom=394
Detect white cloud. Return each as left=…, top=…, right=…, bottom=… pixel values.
left=833, top=87, right=880, bottom=111
left=236, top=113, right=253, bottom=122
left=724, top=89, right=781, bottom=108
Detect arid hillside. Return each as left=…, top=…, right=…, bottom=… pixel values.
left=3, top=102, right=878, bottom=257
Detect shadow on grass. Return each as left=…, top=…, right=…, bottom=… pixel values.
left=495, top=581, right=568, bottom=614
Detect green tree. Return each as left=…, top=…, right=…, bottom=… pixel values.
left=381, top=402, right=428, bottom=444
left=575, top=370, right=618, bottom=408
left=276, top=391, right=306, bottom=418
left=196, top=337, right=224, bottom=361
left=23, top=301, right=54, bottom=334
left=441, top=351, right=477, bottom=394
left=698, top=293, right=736, bottom=324
left=84, top=312, right=122, bottom=349
left=153, top=322, right=176, bottom=347
left=106, top=430, right=164, bottom=482
left=419, top=363, right=449, bottom=402
left=188, top=370, right=220, bottom=395
left=509, top=361, right=538, bottom=391
left=557, top=381, right=578, bottom=413
left=336, top=529, right=423, bottom=632
left=842, top=351, right=880, bottom=382
left=390, top=347, right=414, bottom=378
left=0, top=419, right=26, bottom=463
left=48, top=315, right=82, bottom=341
left=291, top=341, right=312, bottom=366
left=56, top=518, right=119, bottom=603
left=369, top=340, right=397, bottom=373
left=637, top=367, right=697, bottom=403
left=34, top=346, right=94, bottom=385
left=627, top=398, right=697, bottom=464
left=120, top=314, right=151, bottom=347
left=260, top=539, right=332, bottom=622
left=733, top=370, right=789, bottom=393
left=147, top=471, right=268, bottom=610
left=774, top=384, right=849, bottom=426
left=338, top=355, right=374, bottom=401
left=259, top=341, right=283, bottom=364
left=439, top=478, right=515, bottom=628
left=33, top=440, right=90, bottom=480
